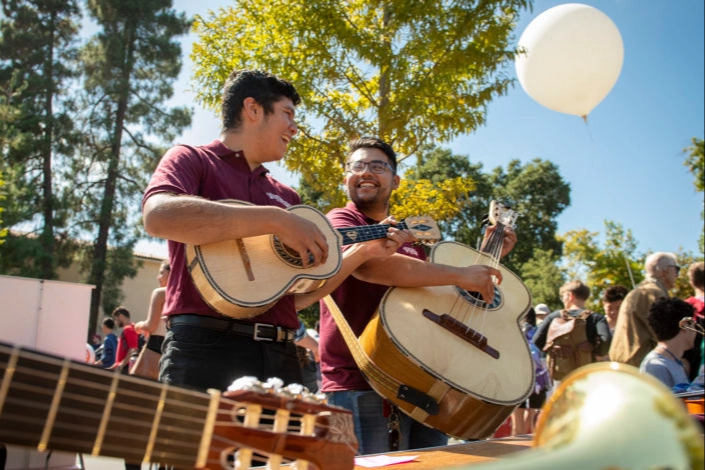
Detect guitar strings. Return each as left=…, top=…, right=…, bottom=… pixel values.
left=454, top=221, right=506, bottom=338
left=1, top=353, right=352, bottom=467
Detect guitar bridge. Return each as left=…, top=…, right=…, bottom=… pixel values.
left=422, top=309, right=500, bottom=359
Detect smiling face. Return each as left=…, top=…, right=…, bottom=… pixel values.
left=344, top=147, right=400, bottom=218
left=249, top=97, right=298, bottom=165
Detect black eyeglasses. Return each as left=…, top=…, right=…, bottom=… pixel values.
left=671, top=265, right=681, bottom=274
left=345, top=160, right=393, bottom=174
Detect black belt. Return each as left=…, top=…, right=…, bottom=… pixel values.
left=168, top=314, right=295, bottom=343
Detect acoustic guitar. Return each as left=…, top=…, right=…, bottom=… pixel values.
left=0, top=341, right=357, bottom=469
left=186, top=200, right=439, bottom=319
left=358, top=201, right=534, bottom=439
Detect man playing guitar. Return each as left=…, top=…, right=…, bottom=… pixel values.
left=300, top=137, right=517, bottom=454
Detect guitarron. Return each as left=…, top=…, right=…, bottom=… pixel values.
left=187, top=200, right=439, bottom=319
left=359, top=201, right=534, bottom=439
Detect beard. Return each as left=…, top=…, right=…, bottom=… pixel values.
left=349, top=189, right=390, bottom=216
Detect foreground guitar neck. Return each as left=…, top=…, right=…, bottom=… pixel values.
left=0, top=342, right=356, bottom=469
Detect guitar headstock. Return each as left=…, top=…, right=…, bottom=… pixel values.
left=404, top=215, right=441, bottom=245
left=209, top=377, right=358, bottom=470
left=488, top=200, right=519, bottom=229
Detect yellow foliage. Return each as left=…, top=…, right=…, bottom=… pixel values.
left=189, top=0, right=527, bottom=204
left=391, top=176, right=475, bottom=222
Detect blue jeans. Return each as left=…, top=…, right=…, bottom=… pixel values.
left=160, top=324, right=302, bottom=391
left=327, top=390, right=448, bottom=455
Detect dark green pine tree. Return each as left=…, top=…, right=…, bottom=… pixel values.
left=75, top=0, right=191, bottom=334
left=0, top=0, right=83, bottom=279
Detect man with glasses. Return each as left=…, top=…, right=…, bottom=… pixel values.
left=312, top=137, right=516, bottom=454
left=610, top=252, right=680, bottom=367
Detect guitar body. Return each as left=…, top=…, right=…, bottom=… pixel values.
left=360, top=241, right=534, bottom=439
left=186, top=200, right=344, bottom=319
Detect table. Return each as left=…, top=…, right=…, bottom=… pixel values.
left=353, top=435, right=533, bottom=469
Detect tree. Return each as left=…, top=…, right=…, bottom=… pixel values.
left=407, top=148, right=570, bottom=274
left=75, top=0, right=191, bottom=334
left=520, top=248, right=564, bottom=308
left=560, top=220, right=644, bottom=312
left=0, top=0, right=82, bottom=278
left=683, top=137, right=704, bottom=193
left=673, top=251, right=704, bottom=301
left=190, top=0, right=532, bottom=211
left=682, top=136, right=704, bottom=253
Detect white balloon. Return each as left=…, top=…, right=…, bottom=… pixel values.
left=515, top=3, right=624, bottom=118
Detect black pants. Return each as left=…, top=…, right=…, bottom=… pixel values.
left=160, top=323, right=302, bottom=391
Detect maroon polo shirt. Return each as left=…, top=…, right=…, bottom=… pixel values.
left=142, top=140, right=301, bottom=328
left=319, top=202, right=426, bottom=392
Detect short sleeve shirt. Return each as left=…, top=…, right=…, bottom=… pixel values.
left=115, top=323, right=139, bottom=365
left=319, top=202, right=427, bottom=392
left=640, top=349, right=690, bottom=389
left=142, top=140, right=301, bottom=328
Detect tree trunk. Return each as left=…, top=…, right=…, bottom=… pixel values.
left=40, top=9, right=56, bottom=281
left=87, top=23, right=135, bottom=336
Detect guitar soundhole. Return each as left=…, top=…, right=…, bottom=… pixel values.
left=456, top=285, right=502, bottom=310
left=272, top=237, right=311, bottom=268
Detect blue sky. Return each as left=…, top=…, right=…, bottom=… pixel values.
left=144, top=0, right=704, bottom=259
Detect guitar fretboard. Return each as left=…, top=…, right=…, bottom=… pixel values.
left=338, top=220, right=415, bottom=245
left=0, top=343, right=212, bottom=467
left=0, top=342, right=357, bottom=469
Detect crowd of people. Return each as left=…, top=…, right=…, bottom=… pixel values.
left=508, top=256, right=704, bottom=435
left=81, top=69, right=702, bottom=463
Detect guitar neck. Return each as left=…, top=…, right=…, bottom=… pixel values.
left=0, top=342, right=356, bottom=469
left=337, top=220, right=410, bottom=245
left=0, top=342, right=211, bottom=467
left=479, top=221, right=506, bottom=260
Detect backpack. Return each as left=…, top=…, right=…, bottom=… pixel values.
left=543, top=309, right=594, bottom=381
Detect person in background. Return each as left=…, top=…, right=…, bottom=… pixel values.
left=109, top=307, right=139, bottom=372
left=602, top=285, right=629, bottom=334
left=294, top=320, right=320, bottom=393
left=135, top=260, right=170, bottom=358
left=534, top=303, right=551, bottom=325
left=90, top=333, right=102, bottom=350
left=683, top=261, right=704, bottom=381
left=610, top=252, right=679, bottom=366
left=639, top=298, right=695, bottom=390
left=532, top=280, right=611, bottom=384
left=95, top=317, right=118, bottom=369
left=511, top=307, right=550, bottom=435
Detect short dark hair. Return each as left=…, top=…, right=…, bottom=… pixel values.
left=647, top=298, right=694, bottom=341
left=348, top=136, right=397, bottom=173
left=221, top=69, right=300, bottom=132
left=111, top=306, right=130, bottom=319
left=559, top=280, right=591, bottom=301
left=603, top=285, right=629, bottom=302
left=688, top=261, right=704, bottom=290
left=102, top=317, right=115, bottom=329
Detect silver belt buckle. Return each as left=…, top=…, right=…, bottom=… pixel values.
left=253, top=323, right=274, bottom=342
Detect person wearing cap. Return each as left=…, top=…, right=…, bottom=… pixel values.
left=534, top=303, right=551, bottom=325
left=609, top=252, right=679, bottom=367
